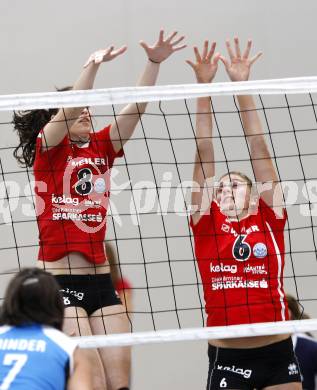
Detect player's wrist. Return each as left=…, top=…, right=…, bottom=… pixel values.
left=148, top=58, right=161, bottom=64
left=197, top=77, right=211, bottom=84
left=83, top=52, right=103, bottom=69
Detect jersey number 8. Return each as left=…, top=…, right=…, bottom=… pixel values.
left=75, top=168, right=93, bottom=196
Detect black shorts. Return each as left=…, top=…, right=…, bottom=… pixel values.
left=55, top=273, right=121, bottom=316
left=207, top=337, right=301, bottom=389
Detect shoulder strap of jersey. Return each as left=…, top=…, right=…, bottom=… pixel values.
left=42, top=326, right=77, bottom=374
left=0, top=326, right=11, bottom=335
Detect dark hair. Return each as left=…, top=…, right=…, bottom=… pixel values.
left=286, top=293, right=308, bottom=320
left=0, top=268, right=64, bottom=330
left=13, top=86, right=72, bottom=168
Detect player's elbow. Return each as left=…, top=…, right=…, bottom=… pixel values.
left=196, top=139, right=213, bottom=159
left=249, top=136, right=270, bottom=157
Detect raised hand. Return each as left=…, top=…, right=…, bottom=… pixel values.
left=140, top=29, right=186, bottom=64
left=84, top=44, right=127, bottom=68
left=186, top=40, right=220, bottom=83
left=220, top=37, right=262, bottom=81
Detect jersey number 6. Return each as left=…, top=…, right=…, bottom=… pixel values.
left=232, top=234, right=251, bottom=262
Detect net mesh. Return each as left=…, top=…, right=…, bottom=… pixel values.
left=1, top=77, right=317, bottom=347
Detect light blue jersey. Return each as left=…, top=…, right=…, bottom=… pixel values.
left=0, top=324, right=77, bottom=390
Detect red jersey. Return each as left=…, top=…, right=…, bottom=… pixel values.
left=190, top=199, right=289, bottom=327
left=33, top=126, right=123, bottom=264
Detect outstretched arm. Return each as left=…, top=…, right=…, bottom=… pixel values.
left=42, top=45, right=127, bottom=150
left=220, top=38, right=284, bottom=217
left=187, top=41, right=220, bottom=224
left=110, top=29, right=186, bottom=153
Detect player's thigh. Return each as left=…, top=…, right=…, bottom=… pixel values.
left=63, top=306, right=92, bottom=336
left=90, top=305, right=131, bottom=388
left=63, top=307, right=107, bottom=389
left=263, top=383, right=302, bottom=390
left=89, top=304, right=131, bottom=334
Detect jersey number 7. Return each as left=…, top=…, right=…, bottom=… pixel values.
left=0, top=353, right=28, bottom=390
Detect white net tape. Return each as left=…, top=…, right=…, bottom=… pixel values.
left=76, top=319, right=317, bottom=348
left=2, top=76, right=317, bottom=111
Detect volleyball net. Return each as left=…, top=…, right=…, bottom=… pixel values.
left=1, top=77, right=317, bottom=348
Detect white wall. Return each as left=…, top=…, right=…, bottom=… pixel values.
left=1, top=1, right=317, bottom=389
